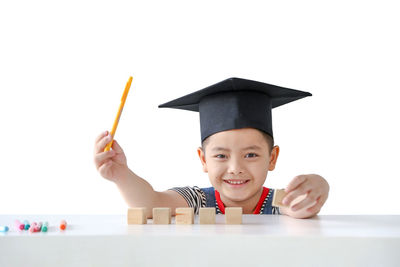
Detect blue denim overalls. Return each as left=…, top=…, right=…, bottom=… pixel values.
left=201, top=187, right=280, bottom=214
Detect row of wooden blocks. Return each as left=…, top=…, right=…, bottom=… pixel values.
left=127, top=207, right=243, bottom=225
left=127, top=189, right=288, bottom=225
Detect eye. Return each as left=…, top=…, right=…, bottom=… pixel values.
left=215, top=154, right=226, bottom=159
left=245, top=153, right=258, bottom=158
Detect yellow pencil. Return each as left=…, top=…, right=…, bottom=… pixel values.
left=104, top=76, right=133, bottom=152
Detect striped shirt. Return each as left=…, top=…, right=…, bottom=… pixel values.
left=169, top=186, right=280, bottom=215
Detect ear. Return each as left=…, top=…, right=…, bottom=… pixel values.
left=197, top=147, right=208, bottom=173
left=268, top=145, right=280, bottom=171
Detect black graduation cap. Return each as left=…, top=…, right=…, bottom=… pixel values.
left=158, top=77, right=312, bottom=142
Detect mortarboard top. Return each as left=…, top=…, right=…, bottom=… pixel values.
left=158, top=77, right=312, bottom=143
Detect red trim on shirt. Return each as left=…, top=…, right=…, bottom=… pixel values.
left=253, top=187, right=269, bottom=214
left=215, top=189, right=225, bottom=214
left=215, top=187, right=270, bottom=214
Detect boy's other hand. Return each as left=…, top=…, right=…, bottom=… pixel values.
left=93, top=131, right=128, bottom=183
left=280, top=174, right=329, bottom=219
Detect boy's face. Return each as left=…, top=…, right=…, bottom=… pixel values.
left=197, top=128, right=279, bottom=204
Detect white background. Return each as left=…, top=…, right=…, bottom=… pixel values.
left=0, top=0, right=399, bottom=215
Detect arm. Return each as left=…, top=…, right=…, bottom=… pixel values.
left=279, top=174, right=329, bottom=219
left=115, top=167, right=188, bottom=218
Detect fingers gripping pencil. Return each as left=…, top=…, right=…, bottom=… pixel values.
left=104, top=76, right=133, bottom=152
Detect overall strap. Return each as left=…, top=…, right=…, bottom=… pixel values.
left=200, top=187, right=217, bottom=208
left=261, top=188, right=280, bottom=214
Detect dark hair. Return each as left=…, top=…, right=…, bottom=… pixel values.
left=201, top=129, right=274, bottom=155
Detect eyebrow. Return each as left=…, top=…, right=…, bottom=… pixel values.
left=211, top=145, right=262, bottom=152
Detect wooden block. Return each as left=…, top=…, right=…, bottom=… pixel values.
left=199, top=207, right=216, bottom=224
left=152, top=208, right=171, bottom=224
left=127, top=207, right=147, bottom=224
left=175, top=207, right=194, bottom=224
left=225, top=207, right=242, bottom=224
left=272, top=189, right=288, bottom=208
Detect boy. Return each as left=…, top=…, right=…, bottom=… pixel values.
left=93, top=77, right=329, bottom=219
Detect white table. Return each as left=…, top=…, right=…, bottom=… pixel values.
left=1, top=215, right=399, bottom=267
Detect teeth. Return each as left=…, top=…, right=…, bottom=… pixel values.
left=226, top=180, right=246, bottom=185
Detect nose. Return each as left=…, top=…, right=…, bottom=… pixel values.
left=227, top=156, right=244, bottom=175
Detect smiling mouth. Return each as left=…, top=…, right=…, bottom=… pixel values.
left=223, top=179, right=250, bottom=185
